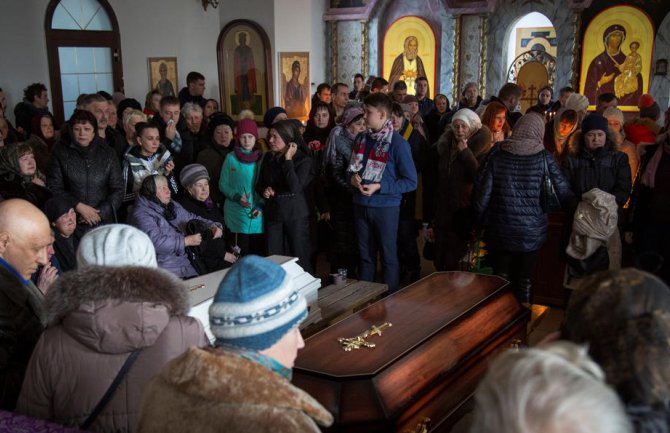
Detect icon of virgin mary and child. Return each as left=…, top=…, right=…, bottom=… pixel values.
left=584, top=24, right=643, bottom=106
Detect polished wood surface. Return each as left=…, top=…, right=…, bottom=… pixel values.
left=293, top=272, right=530, bottom=432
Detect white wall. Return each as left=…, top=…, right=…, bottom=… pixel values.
left=0, top=0, right=51, bottom=124
left=274, top=0, right=327, bottom=105
left=0, top=0, right=329, bottom=120
left=112, top=0, right=221, bottom=103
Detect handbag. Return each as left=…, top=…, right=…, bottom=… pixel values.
left=540, top=152, right=561, bottom=213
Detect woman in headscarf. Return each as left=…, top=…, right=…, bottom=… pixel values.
left=130, top=174, right=224, bottom=278
left=26, top=113, right=57, bottom=171
left=543, top=108, right=578, bottom=165
left=0, top=142, right=51, bottom=207
left=604, top=106, right=639, bottom=187
left=473, top=113, right=574, bottom=305
left=431, top=108, right=492, bottom=271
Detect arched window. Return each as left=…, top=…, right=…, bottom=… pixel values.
left=45, top=0, right=123, bottom=123
left=505, top=12, right=557, bottom=113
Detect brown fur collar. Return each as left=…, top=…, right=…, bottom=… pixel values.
left=436, top=125, right=492, bottom=159
left=46, top=265, right=189, bottom=325
left=160, top=346, right=333, bottom=427
left=567, top=129, right=619, bottom=156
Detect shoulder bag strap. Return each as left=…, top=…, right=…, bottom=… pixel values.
left=80, top=348, right=143, bottom=430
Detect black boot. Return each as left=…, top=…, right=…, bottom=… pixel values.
left=516, top=278, right=532, bottom=307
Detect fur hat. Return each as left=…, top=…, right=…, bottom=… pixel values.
left=208, top=112, right=235, bottom=136
left=209, top=255, right=307, bottom=351
left=77, top=224, right=158, bottom=268
left=581, top=113, right=609, bottom=135
left=263, top=106, right=287, bottom=128
left=179, top=163, right=210, bottom=189
left=236, top=118, right=259, bottom=139
left=565, top=93, right=589, bottom=112
left=638, top=94, right=660, bottom=120
left=451, top=108, right=482, bottom=132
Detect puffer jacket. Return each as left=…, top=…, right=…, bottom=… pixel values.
left=473, top=147, right=574, bottom=252
left=16, top=266, right=207, bottom=433
left=47, top=136, right=124, bottom=224
left=563, top=131, right=632, bottom=207
left=130, top=195, right=222, bottom=278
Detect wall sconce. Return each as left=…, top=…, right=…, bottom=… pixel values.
left=202, top=0, right=219, bottom=10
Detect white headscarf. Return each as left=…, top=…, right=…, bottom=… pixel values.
left=451, top=108, right=482, bottom=134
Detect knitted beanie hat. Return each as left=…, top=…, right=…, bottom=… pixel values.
left=43, top=195, right=77, bottom=223
left=263, top=106, right=287, bottom=128
left=237, top=118, right=259, bottom=139
left=179, top=163, right=210, bottom=189
left=581, top=113, right=609, bottom=135
left=602, top=106, right=625, bottom=126
left=638, top=94, right=660, bottom=120
left=209, top=255, right=307, bottom=350
left=77, top=224, right=158, bottom=268
left=565, top=93, right=589, bottom=112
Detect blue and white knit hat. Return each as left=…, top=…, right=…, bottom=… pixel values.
left=209, top=255, right=307, bottom=350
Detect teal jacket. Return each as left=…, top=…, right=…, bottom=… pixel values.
left=219, top=150, right=263, bottom=234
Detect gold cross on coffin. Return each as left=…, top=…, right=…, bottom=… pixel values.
left=338, top=322, right=393, bottom=351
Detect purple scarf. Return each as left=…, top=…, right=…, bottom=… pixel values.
left=234, top=145, right=262, bottom=164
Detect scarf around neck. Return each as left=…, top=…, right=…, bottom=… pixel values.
left=348, top=119, right=394, bottom=182
left=234, top=144, right=261, bottom=164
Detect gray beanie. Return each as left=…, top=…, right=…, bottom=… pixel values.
left=179, top=163, right=210, bottom=189
left=77, top=224, right=158, bottom=268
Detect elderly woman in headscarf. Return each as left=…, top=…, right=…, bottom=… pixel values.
left=0, top=142, right=51, bottom=207
left=544, top=108, right=579, bottom=164
left=473, top=113, right=574, bottom=305
left=130, top=174, right=224, bottom=278
left=431, top=108, right=492, bottom=271
left=562, top=268, right=670, bottom=432
left=323, top=103, right=366, bottom=274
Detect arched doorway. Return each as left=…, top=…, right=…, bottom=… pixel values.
left=45, top=0, right=123, bottom=123
left=505, top=12, right=556, bottom=112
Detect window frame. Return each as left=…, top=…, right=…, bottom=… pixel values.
left=45, top=0, right=123, bottom=124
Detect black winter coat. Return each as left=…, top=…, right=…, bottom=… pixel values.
left=256, top=148, right=313, bottom=222
left=47, top=137, right=124, bottom=224
left=563, top=132, right=632, bottom=207
left=0, top=266, right=45, bottom=410
left=473, top=148, right=574, bottom=252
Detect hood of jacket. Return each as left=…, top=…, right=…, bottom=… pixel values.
left=567, top=129, right=619, bottom=157
left=624, top=118, right=661, bottom=146
left=45, top=265, right=190, bottom=354
left=436, top=125, right=492, bottom=159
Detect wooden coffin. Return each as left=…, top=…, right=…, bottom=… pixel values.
left=293, top=272, right=529, bottom=433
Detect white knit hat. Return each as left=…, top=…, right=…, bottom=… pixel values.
left=451, top=108, right=482, bottom=133
left=76, top=224, right=158, bottom=268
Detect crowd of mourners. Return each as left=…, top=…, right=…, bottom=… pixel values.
left=0, top=68, right=669, bottom=432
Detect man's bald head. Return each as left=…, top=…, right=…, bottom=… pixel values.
left=0, top=199, right=52, bottom=279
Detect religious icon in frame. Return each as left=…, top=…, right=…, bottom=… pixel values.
left=217, top=20, right=273, bottom=121
left=382, top=16, right=436, bottom=98
left=279, top=52, right=310, bottom=121
left=579, top=5, right=655, bottom=111
left=148, top=57, right=178, bottom=97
